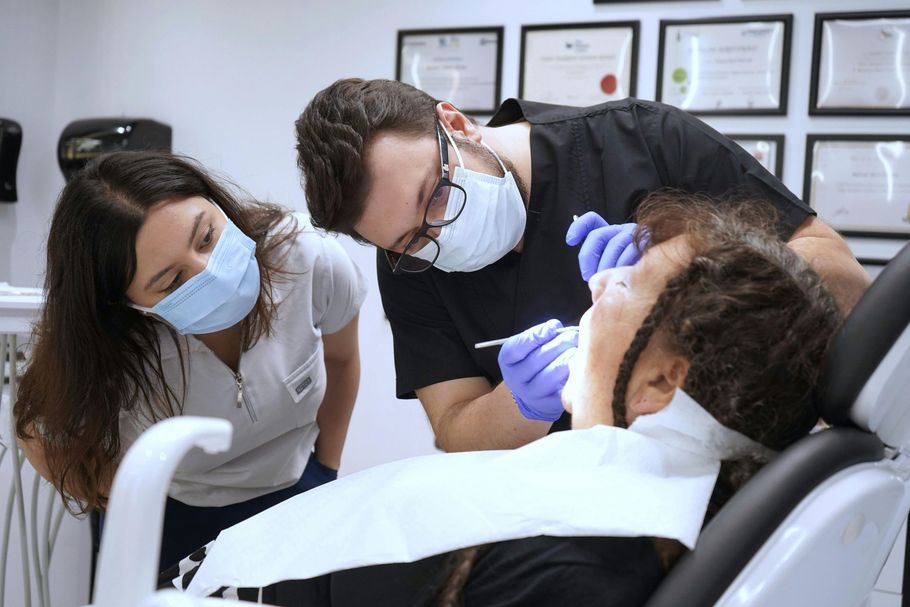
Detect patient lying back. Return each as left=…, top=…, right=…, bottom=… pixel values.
left=162, top=192, right=844, bottom=607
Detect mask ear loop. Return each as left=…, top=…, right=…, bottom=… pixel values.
left=480, top=141, right=508, bottom=176
left=127, top=302, right=156, bottom=315
left=440, top=123, right=509, bottom=177
left=210, top=199, right=230, bottom=221
left=440, top=123, right=465, bottom=170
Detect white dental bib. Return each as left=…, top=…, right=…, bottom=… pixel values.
left=185, top=390, right=772, bottom=596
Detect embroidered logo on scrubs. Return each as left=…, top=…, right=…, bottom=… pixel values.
left=295, top=376, right=312, bottom=395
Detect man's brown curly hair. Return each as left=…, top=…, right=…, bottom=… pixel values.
left=294, top=78, right=438, bottom=242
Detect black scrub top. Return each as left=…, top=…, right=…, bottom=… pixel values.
left=378, top=97, right=815, bottom=400
left=161, top=535, right=665, bottom=607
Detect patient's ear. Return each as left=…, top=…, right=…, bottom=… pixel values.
left=625, top=352, right=690, bottom=424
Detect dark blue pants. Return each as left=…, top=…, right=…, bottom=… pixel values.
left=99, top=455, right=337, bottom=572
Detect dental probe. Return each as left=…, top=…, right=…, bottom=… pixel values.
left=474, top=326, right=579, bottom=349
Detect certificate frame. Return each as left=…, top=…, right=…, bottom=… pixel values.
left=656, top=14, right=792, bottom=116
left=593, top=0, right=704, bottom=3
left=518, top=21, right=640, bottom=105
left=396, top=26, right=504, bottom=115
left=802, top=134, right=910, bottom=239
left=809, top=11, right=910, bottom=116
left=726, top=134, right=784, bottom=179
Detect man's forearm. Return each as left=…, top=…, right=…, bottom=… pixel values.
left=787, top=236, right=870, bottom=314
left=787, top=217, right=871, bottom=314
left=435, top=382, right=552, bottom=452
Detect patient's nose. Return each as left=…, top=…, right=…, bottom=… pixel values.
left=589, top=267, right=630, bottom=303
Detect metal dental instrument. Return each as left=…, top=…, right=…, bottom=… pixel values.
left=474, top=325, right=579, bottom=349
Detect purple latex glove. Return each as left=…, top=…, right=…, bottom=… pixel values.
left=498, top=319, right=578, bottom=422
left=566, top=212, right=646, bottom=282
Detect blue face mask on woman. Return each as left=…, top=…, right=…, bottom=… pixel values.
left=129, top=208, right=261, bottom=335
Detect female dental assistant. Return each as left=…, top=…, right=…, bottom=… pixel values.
left=14, top=150, right=366, bottom=568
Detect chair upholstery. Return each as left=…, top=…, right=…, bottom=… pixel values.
left=646, top=241, right=910, bottom=607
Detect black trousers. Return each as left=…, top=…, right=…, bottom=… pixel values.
left=98, top=455, right=337, bottom=572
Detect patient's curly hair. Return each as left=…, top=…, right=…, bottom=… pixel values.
left=294, top=78, right=438, bottom=242
left=611, top=191, right=841, bottom=513
left=436, top=191, right=843, bottom=606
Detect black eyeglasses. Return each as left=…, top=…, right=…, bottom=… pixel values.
left=385, top=121, right=467, bottom=274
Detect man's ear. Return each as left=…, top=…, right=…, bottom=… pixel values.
left=625, top=355, right=690, bottom=422
left=436, top=102, right=482, bottom=143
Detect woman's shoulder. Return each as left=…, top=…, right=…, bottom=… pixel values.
left=276, top=211, right=353, bottom=274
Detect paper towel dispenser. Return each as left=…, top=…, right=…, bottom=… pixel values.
left=0, top=118, right=22, bottom=202
left=58, top=118, right=172, bottom=181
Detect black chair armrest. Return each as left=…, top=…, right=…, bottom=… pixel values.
left=646, top=428, right=883, bottom=607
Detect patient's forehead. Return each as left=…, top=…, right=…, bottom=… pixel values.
left=639, top=234, right=694, bottom=282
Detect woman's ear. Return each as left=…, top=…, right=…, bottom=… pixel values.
left=436, top=102, right=482, bottom=143
left=625, top=354, right=690, bottom=423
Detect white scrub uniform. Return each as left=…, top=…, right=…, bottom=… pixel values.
left=119, top=213, right=366, bottom=507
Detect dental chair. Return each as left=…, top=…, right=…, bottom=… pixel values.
left=89, top=243, right=910, bottom=607
left=647, top=240, right=910, bottom=607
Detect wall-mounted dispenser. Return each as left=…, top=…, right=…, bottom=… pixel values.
left=0, top=118, right=22, bottom=202
left=58, top=118, right=172, bottom=181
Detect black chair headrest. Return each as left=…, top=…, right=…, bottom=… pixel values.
left=817, top=241, right=910, bottom=429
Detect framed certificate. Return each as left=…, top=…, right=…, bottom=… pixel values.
left=728, top=134, right=784, bottom=178
left=810, top=11, right=910, bottom=115
left=519, top=21, right=639, bottom=106
left=396, top=27, right=504, bottom=115
left=656, top=15, right=792, bottom=115
left=803, top=135, right=910, bottom=238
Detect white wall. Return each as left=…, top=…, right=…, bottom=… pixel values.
left=35, top=0, right=910, bottom=474
left=32, top=0, right=910, bottom=468
left=2, top=3, right=92, bottom=606
left=3, top=0, right=910, bottom=604
left=0, top=0, right=64, bottom=286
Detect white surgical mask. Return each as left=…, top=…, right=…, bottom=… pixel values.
left=412, top=128, right=526, bottom=273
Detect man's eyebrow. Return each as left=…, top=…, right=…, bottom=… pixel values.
left=391, top=175, right=432, bottom=250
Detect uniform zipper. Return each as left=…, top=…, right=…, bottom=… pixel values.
left=234, top=370, right=258, bottom=423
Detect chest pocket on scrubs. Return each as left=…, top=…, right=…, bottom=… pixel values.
left=284, top=346, right=327, bottom=427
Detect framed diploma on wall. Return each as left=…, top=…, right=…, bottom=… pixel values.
left=803, top=135, right=910, bottom=238
left=519, top=21, right=639, bottom=106
left=396, top=27, right=504, bottom=115
left=728, top=134, right=784, bottom=178
left=656, top=15, right=792, bottom=115
left=809, top=11, right=910, bottom=115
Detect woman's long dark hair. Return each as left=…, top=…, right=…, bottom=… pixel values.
left=437, top=191, right=844, bottom=605
left=14, top=151, right=300, bottom=513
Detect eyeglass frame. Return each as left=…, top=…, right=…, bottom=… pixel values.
left=385, top=120, right=467, bottom=274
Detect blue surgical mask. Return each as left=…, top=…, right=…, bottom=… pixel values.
left=129, top=208, right=261, bottom=335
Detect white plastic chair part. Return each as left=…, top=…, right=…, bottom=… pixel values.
left=91, top=417, right=233, bottom=607
left=29, top=475, right=46, bottom=607
left=852, top=323, right=910, bottom=450
left=2, top=332, right=68, bottom=607
left=716, top=461, right=910, bottom=607
left=3, top=334, right=32, bottom=607
left=137, top=589, right=251, bottom=607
